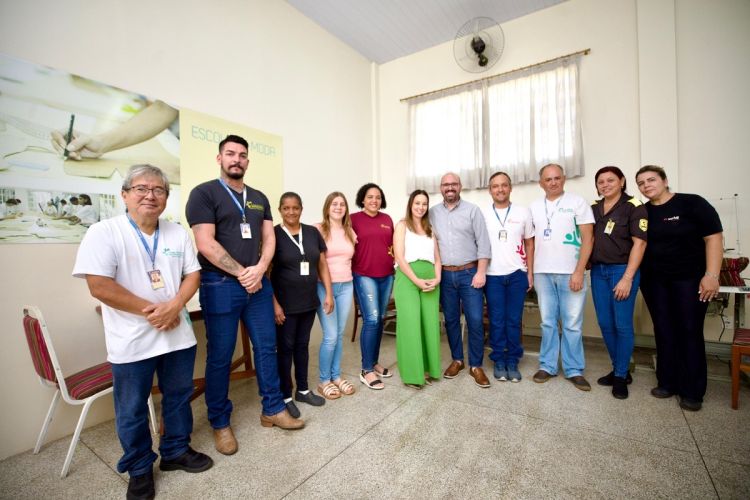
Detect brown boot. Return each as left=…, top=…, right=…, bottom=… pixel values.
left=213, top=426, right=237, bottom=455
left=260, top=409, right=305, bottom=430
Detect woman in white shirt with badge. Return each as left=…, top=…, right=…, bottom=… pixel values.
left=393, top=190, right=442, bottom=389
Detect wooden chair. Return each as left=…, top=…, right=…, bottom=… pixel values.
left=731, top=327, right=750, bottom=410
left=22, top=305, right=157, bottom=477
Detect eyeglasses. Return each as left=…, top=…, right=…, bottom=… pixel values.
left=441, top=182, right=459, bottom=188
left=125, top=185, right=168, bottom=197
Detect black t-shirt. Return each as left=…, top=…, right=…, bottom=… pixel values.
left=642, top=193, right=723, bottom=279
left=185, top=179, right=272, bottom=276
left=271, top=224, right=327, bottom=314
left=590, top=194, right=648, bottom=264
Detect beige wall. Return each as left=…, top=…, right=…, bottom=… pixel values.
left=0, top=0, right=373, bottom=460
left=375, top=0, right=750, bottom=337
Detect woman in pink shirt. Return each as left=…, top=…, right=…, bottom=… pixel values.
left=351, top=183, right=395, bottom=390
left=315, top=192, right=357, bottom=399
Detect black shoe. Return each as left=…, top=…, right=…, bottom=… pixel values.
left=612, top=376, right=629, bottom=399
left=295, top=390, right=325, bottom=406
left=597, top=371, right=633, bottom=386
left=159, top=447, right=213, bottom=473
left=679, top=397, right=702, bottom=412
left=127, top=470, right=154, bottom=500
left=650, top=386, right=675, bottom=399
left=286, top=400, right=301, bottom=418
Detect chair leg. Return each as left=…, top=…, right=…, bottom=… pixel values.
left=61, top=398, right=95, bottom=478
left=731, top=346, right=741, bottom=410
left=34, top=389, right=61, bottom=454
left=147, top=395, right=158, bottom=434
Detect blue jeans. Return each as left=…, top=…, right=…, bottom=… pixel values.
left=112, top=345, right=196, bottom=477
left=199, top=272, right=285, bottom=427
left=485, top=270, right=528, bottom=367
left=440, top=267, right=485, bottom=367
left=591, top=264, right=640, bottom=378
left=353, top=273, right=394, bottom=371
left=534, top=273, right=587, bottom=377
left=317, top=281, right=353, bottom=383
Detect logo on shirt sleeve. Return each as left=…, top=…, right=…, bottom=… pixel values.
left=639, top=219, right=648, bottom=232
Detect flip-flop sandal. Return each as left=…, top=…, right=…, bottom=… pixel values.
left=360, top=371, right=384, bottom=390
left=318, top=382, right=342, bottom=400
left=333, top=378, right=356, bottom=395
left=404, top=383, right=422, bottom=390
left=375, top=367, right=393, bottom=378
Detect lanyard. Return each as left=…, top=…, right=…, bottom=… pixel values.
left=218, top=179, right=247, bottom=223
left=544, top=193, right=564, bottom=230
left=281, top=224, right=305, bottom=257
left=127, top=214, right=159, bottom=270
left=492, top=203, right=511, bottom=228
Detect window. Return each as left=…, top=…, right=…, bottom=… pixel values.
left=407, top=56, right=583, bottom=192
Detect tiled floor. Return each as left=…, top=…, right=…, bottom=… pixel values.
left=1, top=330, right=749, bottom=499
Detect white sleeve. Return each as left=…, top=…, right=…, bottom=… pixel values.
left=72, top=222, right=118, bottom=279
left=181, top=227, right=201, bottom=276
left=575, top=197, right=595, bottom=225
left=522, top=207, right=535, bottom=238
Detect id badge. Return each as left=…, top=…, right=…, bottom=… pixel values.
left=604, top=220, right=615, bottom=235
left=543, top=228, right=552, bottom=241
left=499, top=230, right=508, bottom=242
left=300, top=262, right=310, bottom=276
left=148, top=269, right=165, bottom=290
left=240, top=223, right=252, bottom=239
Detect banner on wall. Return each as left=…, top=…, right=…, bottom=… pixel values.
left=179, top=108, right=283, bottom=226
left=0, top=53, right=284, bottom=243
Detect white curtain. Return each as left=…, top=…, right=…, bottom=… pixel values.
left=407, top=55, right=583, bottom=193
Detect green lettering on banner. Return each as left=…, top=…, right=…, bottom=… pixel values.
left=190, top=125, right=276, bottom=157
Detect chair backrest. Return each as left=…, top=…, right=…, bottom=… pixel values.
left=22, top=306, right=62, bottom=387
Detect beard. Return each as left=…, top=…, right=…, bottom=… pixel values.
left=222, top=163, right=245, bottom=179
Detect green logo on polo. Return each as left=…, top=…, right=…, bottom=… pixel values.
left=562, top=225, right=582, bottom=260
left=162, top=247, right=184, bottom=258
left=246, top=201, right=265, bottom=211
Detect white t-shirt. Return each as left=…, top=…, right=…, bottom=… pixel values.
left=529, top=192, right=594, bottom=274
left=73, top=215, right=200, bottom=363
left=403, top=228, right=435, bottom=264
left=76, top=205, right=98, bottom=226
left=482, top=203, right=534, bottom=276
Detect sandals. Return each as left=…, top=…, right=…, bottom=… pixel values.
left=317, top=382, right=342, bottom=400
left=404, top=383, right=422, bottom=390
left=360, top=370, right=384, bottom=390
left=333, top=378, right=356, bottom=396
left=374, top=365, right=393, bottom=378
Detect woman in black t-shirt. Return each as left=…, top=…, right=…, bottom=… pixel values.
left=635, top=166, right=723, bottom=412
left=271, top=192, right=334, bottom=418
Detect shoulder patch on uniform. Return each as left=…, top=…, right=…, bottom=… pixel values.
left=639, top=219, right=648, bottom=232
left=591, top=199, right=600, bottom=207
left=628, top=198, right=643, bottom=207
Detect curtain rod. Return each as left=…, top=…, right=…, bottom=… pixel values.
left=400, top=48, right=591, bottom=103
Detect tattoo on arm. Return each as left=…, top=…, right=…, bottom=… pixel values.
left=219, top=252, right=242, bottom=274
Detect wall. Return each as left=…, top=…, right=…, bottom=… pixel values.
left=0, top=0, right=373, bottom=460
left=375, top=0, right=750, bottom=338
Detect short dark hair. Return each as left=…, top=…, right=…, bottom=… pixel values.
left=278, top=191, right=302, bottom=208
left=594, top=166, right=627, bottom=195
left=488, top=171, right=512, bottom=186
left=78, top=194, right=92, bottom=205
left=636, top=165, right=667, bottom=181
left=355, top=183, right=387, bottom=209
left=219, top=134, right=249, bottom=153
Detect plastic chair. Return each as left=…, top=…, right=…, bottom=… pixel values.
left=22, top=305, right=157, bottom=478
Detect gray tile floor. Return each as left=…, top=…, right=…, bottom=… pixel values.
left=2, top=330, right=749, bottom=500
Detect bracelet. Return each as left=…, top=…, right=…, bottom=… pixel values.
left=705, top=271, right=719, bottom=281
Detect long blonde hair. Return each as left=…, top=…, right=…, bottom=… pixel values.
left=320, top=192, right=356, bottom=245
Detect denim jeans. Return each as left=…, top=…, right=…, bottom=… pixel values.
left=112, top=345, right=196, bottom=477
left=485, top=270, right=528, bottom=367
left=591, top=264, right=640, bottom=378
left=440, top=267, right=485, bottom=367
left=199, top=272, right=285, bottom=426
left=317, top=281, right=353, bottom=383
left=353, top=273, right=394, bottom=371
left=534, top=273, right=587, bottom=377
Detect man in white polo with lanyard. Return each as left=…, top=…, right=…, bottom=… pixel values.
left=529, top=163, right=594, bottom=391
left=74, top=164, right=212, bottom=500
left=186, top=135, right=303, bottom=457
left=482, top=172, right=535, bottom=383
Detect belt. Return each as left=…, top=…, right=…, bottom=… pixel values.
left=442, top=261, right=477, bottom=272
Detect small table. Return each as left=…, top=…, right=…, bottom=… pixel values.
left=719, top=286, right=749, bottom=331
